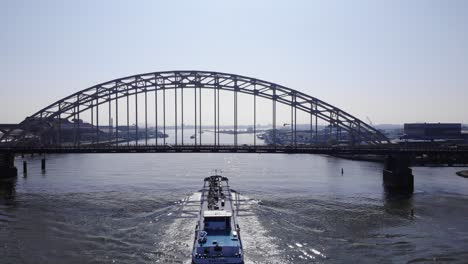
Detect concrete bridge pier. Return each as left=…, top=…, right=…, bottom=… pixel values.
left=0, top=153, right=18, bottom=179
left=383, top=155, right=414, bottom=195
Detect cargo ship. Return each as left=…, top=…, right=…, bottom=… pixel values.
left=192, top=174, right=244, bottom=264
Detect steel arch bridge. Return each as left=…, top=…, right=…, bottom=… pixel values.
left=0, top=70, right=389, bottom=147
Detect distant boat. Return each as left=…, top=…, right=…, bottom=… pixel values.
left=191, top=131, right=204, bottom=139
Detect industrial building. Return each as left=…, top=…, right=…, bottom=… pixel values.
left=403, top=123, right=461, bottom=140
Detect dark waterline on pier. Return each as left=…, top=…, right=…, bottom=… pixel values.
left=1, top=152, right=468, bottom=263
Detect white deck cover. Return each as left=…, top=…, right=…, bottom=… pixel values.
left=204, top=210, right=232, bottom=217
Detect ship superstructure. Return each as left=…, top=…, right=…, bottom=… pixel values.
left=192, top=175, right=244, bottom=264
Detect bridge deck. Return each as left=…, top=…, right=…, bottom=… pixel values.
left=1, top=144, right=467, bottom=155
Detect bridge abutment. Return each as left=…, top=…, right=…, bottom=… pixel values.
left=383, top=155, right=414, bottom=195
left=0, top=153, right=18, bottom=179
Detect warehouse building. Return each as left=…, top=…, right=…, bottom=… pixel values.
left=403, top=123, right=461, bottom=140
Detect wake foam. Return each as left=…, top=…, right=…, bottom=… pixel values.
left=154, top=192, right=201, bottom=263
left=156, top=192, right=287, bottom=264
left=233, top=192, right=286, bottom=264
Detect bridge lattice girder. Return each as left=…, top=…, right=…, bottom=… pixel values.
left=0, top=70, right=389, bottom=145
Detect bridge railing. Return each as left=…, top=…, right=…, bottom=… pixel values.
left=1, top=143, right=467, bottom=156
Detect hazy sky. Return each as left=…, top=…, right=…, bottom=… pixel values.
left=1, top=0, right=467, bottom=125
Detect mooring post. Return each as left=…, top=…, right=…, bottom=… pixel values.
left=0, top=153, right=18, bottom=178
left=23, top=160, right=27, bottom=176
left=383, top=155, right=414, bottom=194
left=41, top=158, right=46, bottom=171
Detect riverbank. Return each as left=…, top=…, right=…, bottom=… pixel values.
left=456, top=170, right=468, bottom=178
left=334, top=154, right=385, bottom=163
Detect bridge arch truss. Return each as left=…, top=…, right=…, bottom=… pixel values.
left=0, top=70, right=389, bottom=146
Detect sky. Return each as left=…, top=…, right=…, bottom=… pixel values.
left=1, top=0, right=467, bottom=125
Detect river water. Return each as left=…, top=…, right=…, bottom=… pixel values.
left=1, top=133, right=468, bottom=263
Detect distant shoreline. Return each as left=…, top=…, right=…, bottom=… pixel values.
left=456, top=170, right=468, bottom=178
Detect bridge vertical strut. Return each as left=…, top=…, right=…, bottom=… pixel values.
left=77, top=96, right=81, bottom=146
left=135, top=85, right=139, bottom=146
left=145, top=88, right=148, bottom=146
left=74, top=105, right=77, bottom=146
left=91, top=103, right=94, bottom=144
left=213, top=82, right=217, bottom=146
left=73, top=106, right=76, bottom=146
left=358, top=122, right=361, bottom=145
left=115, top=88, right=119, bottom=146
left=194, top=82, right=197, bottom=146
left=310, top=102, right=312, bottom=145
left=163, top=86, right=166, bottom=146
left=96, top=92, right=100, bottom=144
left=217, top=82, right=220, bottom=145
left=108, top=92, right=111, bottom=145
left=294, top=94, right=297, bottom=148
left=199, top=86, right=202, bottom=145
left=338, top=125, right=341, bottom=143
left=234, top=78, right=238, bottom=147
left=273, top=86, right=277, bottom=148
left=127, top=91, right=130, bottom=146
left=175, top=85, right=178, bottom=146
left=155, top=78, right=158, bottom=146
left=58, top=103, right=62, bottom=145
left=315, top=102, right=318, bottom=145
left=254, top=83, right=256, bottom=147
left=181, top=84, right=184, bottom=146
left=290, top=96, right=293, bottom=146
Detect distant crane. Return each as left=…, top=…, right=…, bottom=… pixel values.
left=366, top=116, right=373, bottom=126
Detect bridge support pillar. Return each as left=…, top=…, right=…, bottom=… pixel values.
left=383, top=155, right=413, bottom=195
left=0, top=153, right=18, bottom=179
